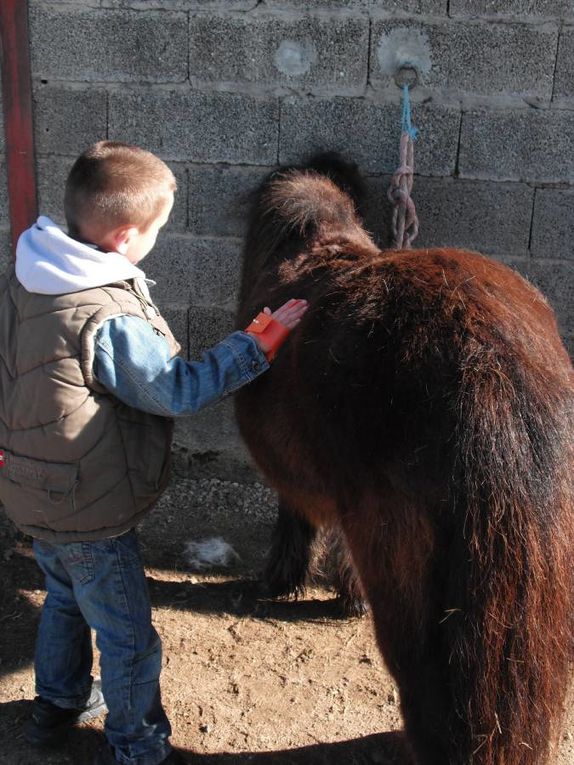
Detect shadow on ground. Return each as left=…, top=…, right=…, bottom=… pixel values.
left=148, top=576, right=352, bottom=622
left=0, top=547, right=43, bottom=682
left=0, top=700, right=409, bottom=765
left=194, top=731, right=410, bottom=764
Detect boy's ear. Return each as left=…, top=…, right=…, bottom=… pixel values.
left=113, top=226, right=139, bottom=255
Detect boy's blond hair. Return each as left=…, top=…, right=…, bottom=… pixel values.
left=64, top=141, right=177, bottom=239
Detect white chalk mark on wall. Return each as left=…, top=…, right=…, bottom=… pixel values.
left=274, top=39, right=316, bottom=77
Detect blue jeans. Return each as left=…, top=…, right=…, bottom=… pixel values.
left=33, top=530, right=172, bottom=765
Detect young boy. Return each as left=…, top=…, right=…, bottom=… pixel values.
left=0, top=141, right=307, bottom=765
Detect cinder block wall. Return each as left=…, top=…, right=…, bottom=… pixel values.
left=1, top=0, right=573, bottom=478
left=0, top=89, right=9, bottom=273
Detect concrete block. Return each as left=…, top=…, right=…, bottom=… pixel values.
left=173, top=397, right=248, bottom=480
left=36, top=156, right=73, bottom=226
left=174, top=398, right=241, bottom=449
left=189, top=13, right=369, bottom=95
left=145, top=234, right=243, bottom=308
left=0, top=158, right=9, bottom=227
left=154, top=303, right=189, bottom=358
left=109, top=90, right=279, bottom=165
left=30, top=0, right=100, bottom=5
left=554, top=27, right=574, bottom=104
left=360, top=175, right=394, bottom=247
left=450, top=0, right=574, bottom=19
left=531, top=188, right=574, bottom=261
left=188, top=305, right=236, bottom=360
left=0, top=228, right=12, bottom=272
left=165, top=164, right=188, bottom=234
left=369, top=0, right=446, bottom=9
left=173, top=398, right=240, bottom=449
left=363, top=176, right=533, bottom=255
left=265, top=0, right=446, bottom=10
left=371, top=18, right=557, bottom=100
left=459, top=108, right=574, bottom=183
left=143, top=235, right=195, bottom=304
left=280, top=97, right=460, bottom=176
left=29, top=6, right=187, bottom=83
left=0, top=83, right=4, bottom=153
left=188, top=164, right=270, bottom=237
left=511, top=258, right=574, bottom=336
left=413, top=178, right=533, bottom=255
left=103, top=0, right=254, bottom=9
left=188, top=238, right=244, bottom=309
left=33, top=86, right=107, bottom=155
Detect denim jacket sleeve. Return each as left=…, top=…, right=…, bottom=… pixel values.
left=93, top=314, right=270, bottom=417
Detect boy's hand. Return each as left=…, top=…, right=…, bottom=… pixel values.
left=245, top=298, right=308, bottom=360
left=265, top=298, right=308, bottom=330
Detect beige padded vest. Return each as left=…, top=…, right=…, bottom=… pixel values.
left=0, top=265, right=181, bottom=542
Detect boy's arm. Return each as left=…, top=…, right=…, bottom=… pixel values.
left=93, top=315, right=270, bottom=417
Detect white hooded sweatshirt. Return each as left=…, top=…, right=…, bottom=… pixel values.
left=15, top=216, right=145, bottom=295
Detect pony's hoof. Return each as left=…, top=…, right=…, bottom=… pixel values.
left=258, top=576, right=305, bottom=602
left=338, top=595, right=369, bottom=618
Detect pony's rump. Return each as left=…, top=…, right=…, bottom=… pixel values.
left=235, top=153, right=574, bottom=765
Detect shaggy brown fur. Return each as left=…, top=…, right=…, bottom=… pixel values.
left=234, top=156, right=574, bottom=765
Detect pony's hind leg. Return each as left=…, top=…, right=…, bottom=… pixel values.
left=263, top=499, right=316, bottom=599
left=315, top=526, right=368, bottom=617
left=264, top=501, right=368, bottom=616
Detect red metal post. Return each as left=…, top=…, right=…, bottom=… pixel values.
left=0, top=0, right=38, bottom=256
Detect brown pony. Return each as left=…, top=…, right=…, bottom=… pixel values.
left=234, top=155, right=574, bottom=765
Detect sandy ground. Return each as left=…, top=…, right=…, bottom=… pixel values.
left=0, top=477, right=572, bottom=765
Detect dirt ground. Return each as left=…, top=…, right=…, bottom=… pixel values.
left=0, top=476, right=572, bottom=765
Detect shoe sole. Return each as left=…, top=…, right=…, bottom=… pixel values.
left=77, top=698, right=107, bottom=722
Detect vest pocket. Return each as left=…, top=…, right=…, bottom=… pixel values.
left=0, top=450, right=79, bottom=525
left=115, top=407, right=173, bottom=506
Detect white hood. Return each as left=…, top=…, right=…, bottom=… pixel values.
left=15, top=216, right=146, bottom=295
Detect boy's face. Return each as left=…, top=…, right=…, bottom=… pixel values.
left=122, top=193, right=174, bottom=265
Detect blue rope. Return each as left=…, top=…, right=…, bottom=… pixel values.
left=401, top=84, right=418, bottom=141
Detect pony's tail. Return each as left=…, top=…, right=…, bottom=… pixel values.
left=446, top=343, right=574, bottom=765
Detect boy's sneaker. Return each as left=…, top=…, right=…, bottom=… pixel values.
left=23, top=679, right=107, bottom=747
left=93, top=746, right=187, bottom=764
